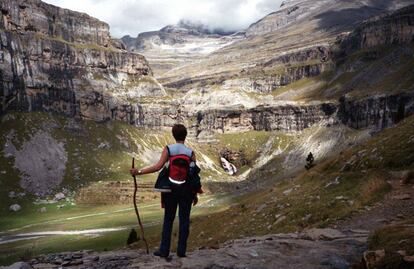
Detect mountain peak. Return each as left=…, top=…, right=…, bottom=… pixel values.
left=160, top=19, right=236, bottom=36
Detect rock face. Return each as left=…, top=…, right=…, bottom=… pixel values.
left=246, top=0, right=329, bottom=37
left=0, top=0, right=164, bottom=122
left=129, top=101, right=339, bottom=136
left=340, top=4, right=414, bottom=55
left=132, top=89, right=414, bottom=136
left=26, top=229, right=368, bottom=269
left=247, top=0, right=414, bottom=37
left=196, top=103, right=338, bottom=133
left=338, top=92, right=414, bottom=130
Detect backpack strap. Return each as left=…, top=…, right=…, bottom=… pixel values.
left=166, top=145, right=170, bottom=157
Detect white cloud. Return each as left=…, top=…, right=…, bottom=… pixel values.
left=42, top=0, right=283, bottom=38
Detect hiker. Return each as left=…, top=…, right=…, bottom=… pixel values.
left=130, top=124, right=202, bottom=258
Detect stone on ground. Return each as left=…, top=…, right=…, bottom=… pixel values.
left=9, top=204, right=21, bottom=212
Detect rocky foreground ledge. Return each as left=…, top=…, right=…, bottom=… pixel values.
left=2, top=229, right=368, bottom=269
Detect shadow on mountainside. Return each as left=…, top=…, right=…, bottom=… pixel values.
left=314, top=0, right=395, bottom=32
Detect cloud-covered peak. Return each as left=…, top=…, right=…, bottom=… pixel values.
left=42, top=0, right=283, bottom=38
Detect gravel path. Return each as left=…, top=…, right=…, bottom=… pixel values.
left=334, top=179, right=414, bottom=231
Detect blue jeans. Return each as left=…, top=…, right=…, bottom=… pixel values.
left=159, top=184, right=194, bottom=256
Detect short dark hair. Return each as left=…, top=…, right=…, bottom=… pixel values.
left=172, top=124, right=187, bottom=141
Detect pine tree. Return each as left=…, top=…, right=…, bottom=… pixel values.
left=305, top=152, right=315, bottom=170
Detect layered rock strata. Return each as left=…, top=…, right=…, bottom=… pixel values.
left=340, top=4, right=414, bottom=55
left=338, top=92, right=414, bottom=130
left=133, top=91, right=414, bottom=135
left=0, top=0, right=164, bottom=122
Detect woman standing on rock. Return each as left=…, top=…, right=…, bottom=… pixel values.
left=130, top=124, right=202, bottom=258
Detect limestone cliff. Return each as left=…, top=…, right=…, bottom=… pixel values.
left=0, top=0, right=164, bottom=122
left=338, top=92, right=414, bottom=130
left=339, top=4, right=414, bottom=55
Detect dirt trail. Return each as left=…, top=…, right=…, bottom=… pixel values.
left=25, top=229, right=368, bottom=269
left=334, top=179, right=414, bottom=231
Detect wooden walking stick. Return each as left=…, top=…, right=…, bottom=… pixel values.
left=132, top=157, right=149, bottom=254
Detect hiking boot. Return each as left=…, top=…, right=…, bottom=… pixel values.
left=153, top=250, right=169, bottom=258
left=177, top=253, right=187, bottom=258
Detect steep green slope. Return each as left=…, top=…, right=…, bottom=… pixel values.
left=186, top=115, right=414, bottom=249
left=0, top=111, right=306, bottom=233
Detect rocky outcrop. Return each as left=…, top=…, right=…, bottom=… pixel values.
left=246, top=0, right=413, bottom=37
left=339, top=4, right=414, bottom=56
left=246, top=0, right=327, bottom=37
left=21, top=229, right=368, bottom=269
left=132, top=89, right=414, bottom=136
left=338, top=91, right=414, bottom=129
left=0, top=0, right=164, bottom=121
left=130, top=101, right=339, bottom=135
left=3, top=129, right=67, bottom=196
left=252, top=63, right=332, bottom=93
left=262, top=46, right=332, bottom=67
left=165, top=61, right=332, bottom=93
left=195, top=103, right=338, bottom=134
left=0, top=0, right=111, bottom=46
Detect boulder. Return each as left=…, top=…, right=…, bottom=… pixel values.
left=9, top=204, right=21, bottom=212
left=400, top=170, right=414, bottom=184
left=97, top=142, right=111, bottom=150
left=363, top=249, right=385, bottom=269
left=283, top=188, right=293, bottom=195
left=39, top=207, right=47, bottom=213
left=274, top=215, right=286, bottom=225
left=8, top=191, right=16, bottom=198
left=305, top=228, right=346, bottom=241
left=54, top=193, right=66, bottom=201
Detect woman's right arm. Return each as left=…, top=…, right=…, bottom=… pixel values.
left=130, top=147, right=168, bottom=176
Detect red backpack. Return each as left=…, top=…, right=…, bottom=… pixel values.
left=166, top=146, right=192, bottom=182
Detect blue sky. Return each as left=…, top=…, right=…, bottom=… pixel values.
left=43, top=0, right=283, bottom=38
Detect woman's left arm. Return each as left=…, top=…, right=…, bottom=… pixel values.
left=130, top=147, right=168, bottom=176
